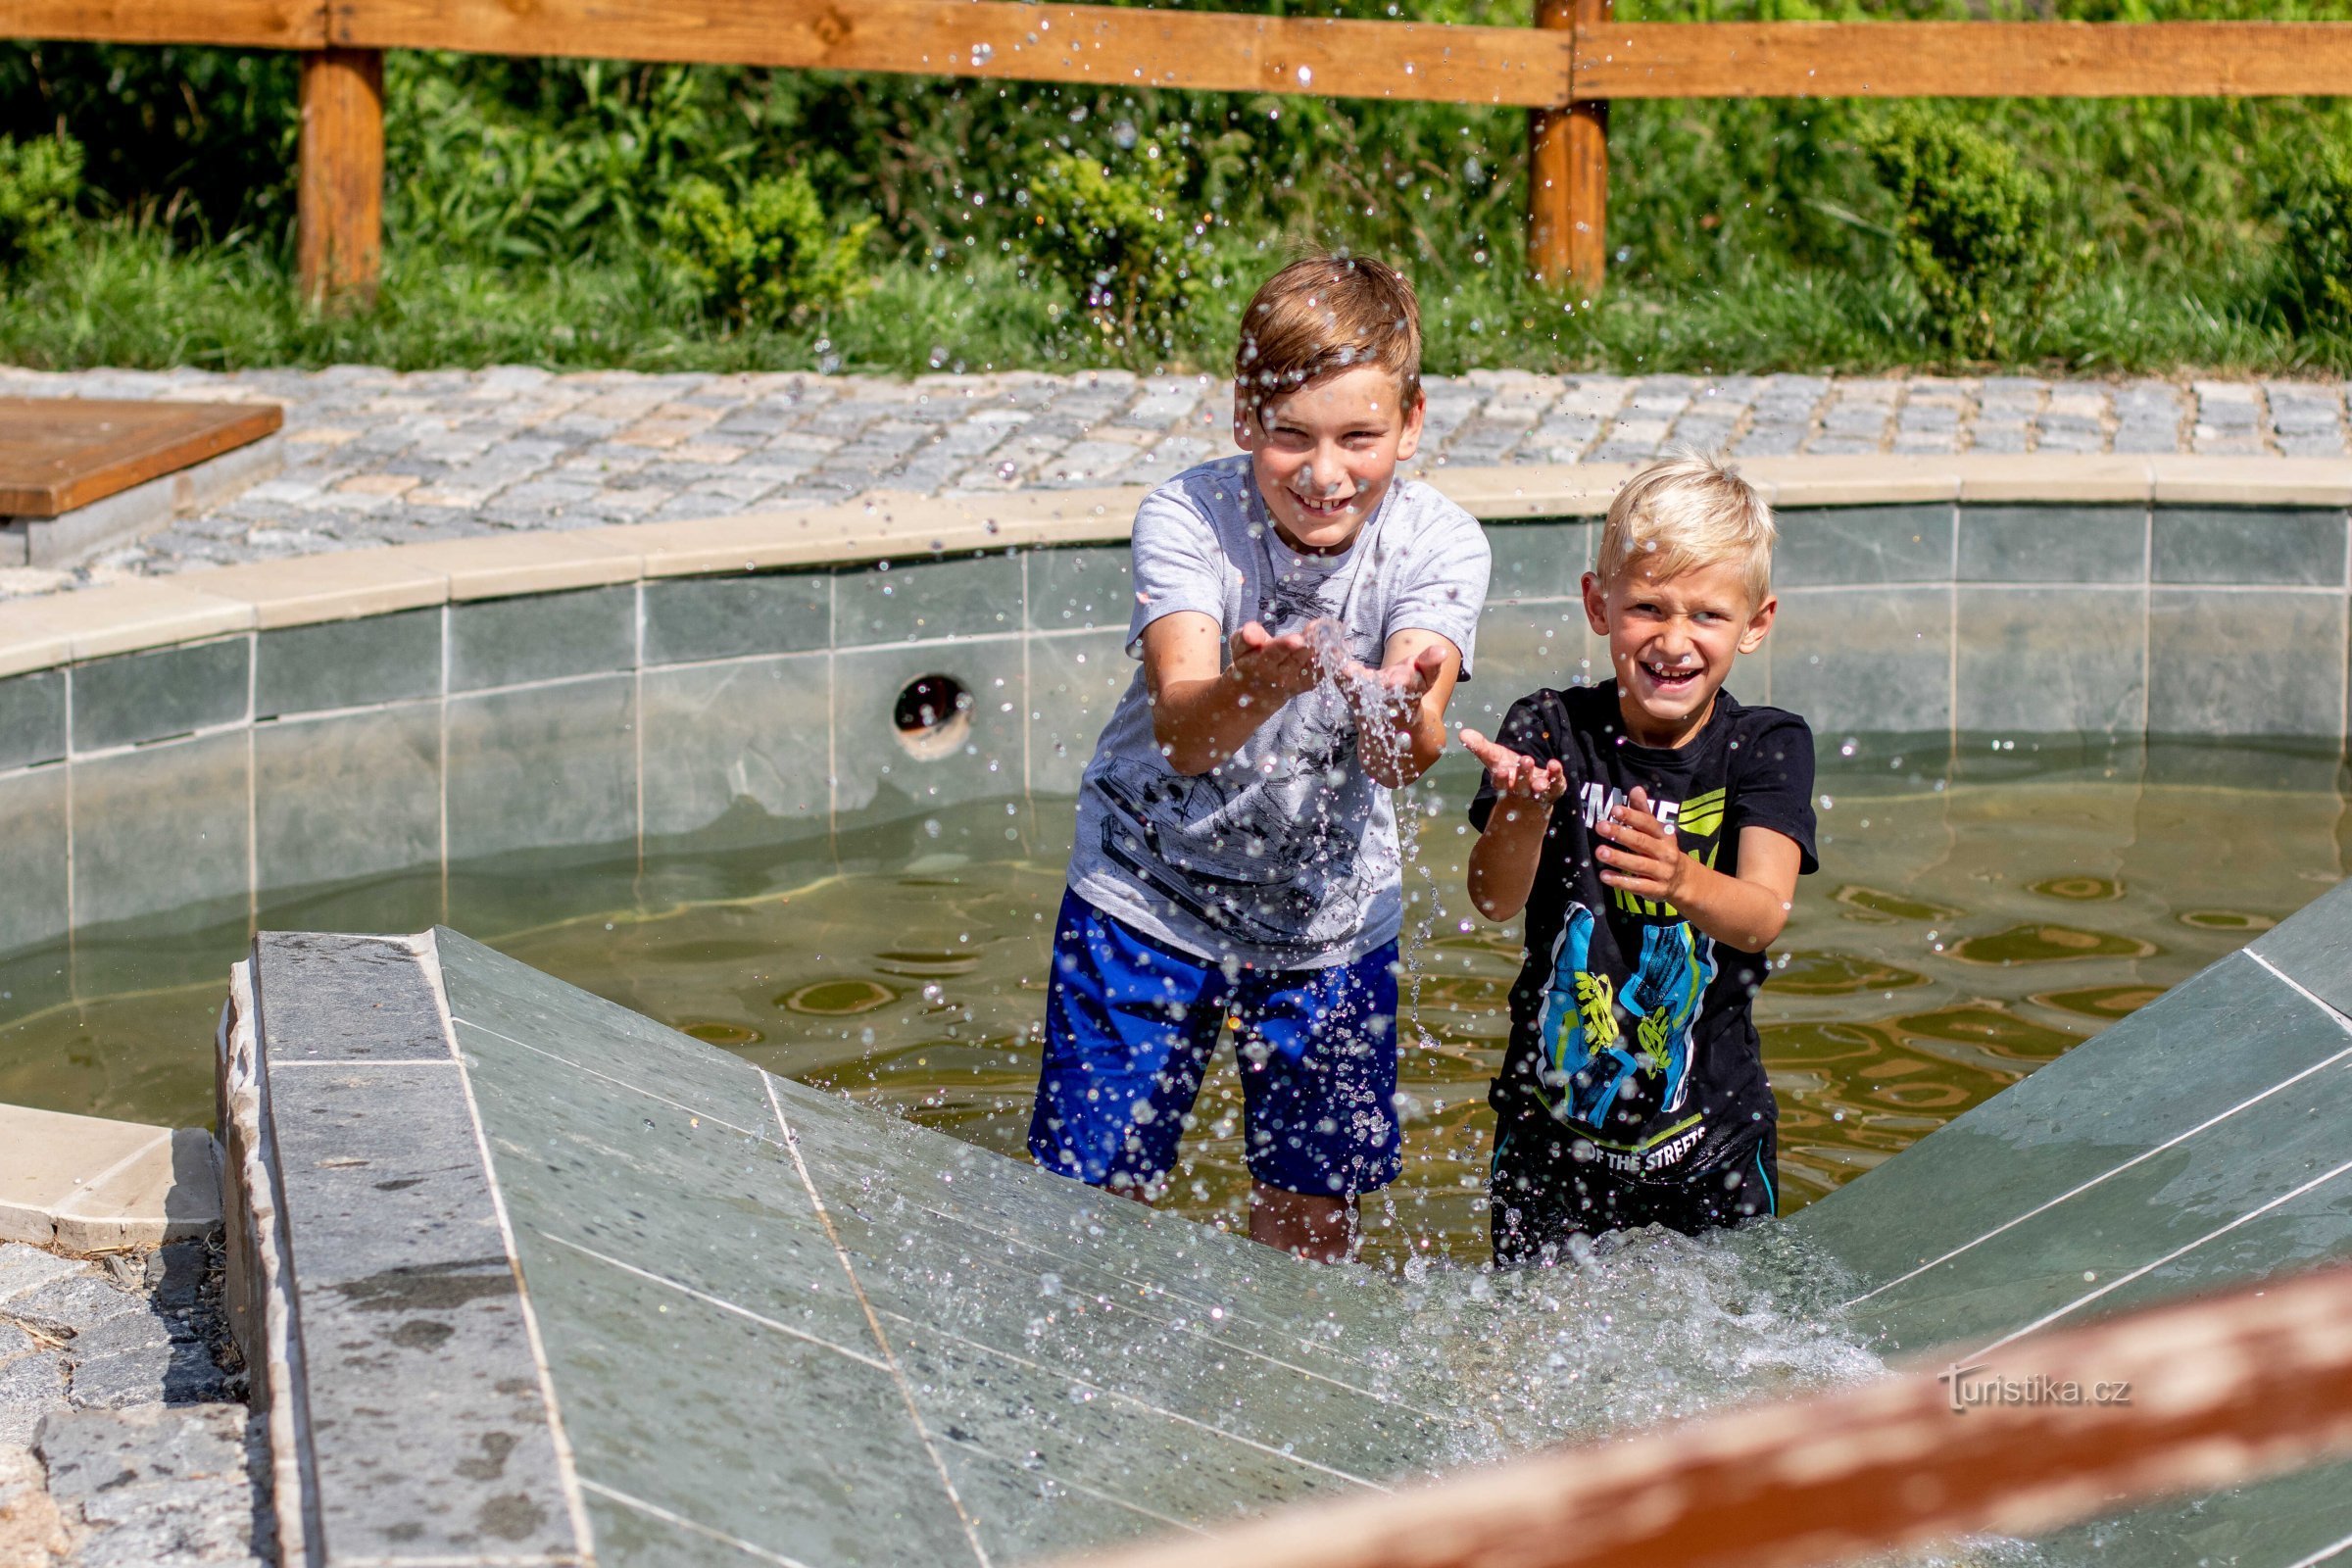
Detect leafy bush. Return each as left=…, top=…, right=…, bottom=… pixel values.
left=2267, top=141, right=2352, bottom=333
left=1023, top=148, right=1207, bottom=354
left=0, top=132, right=83, bottom=276
left=1861, top=105, right=2064, bottom=361
left=657, top=171, right=874, bottom=326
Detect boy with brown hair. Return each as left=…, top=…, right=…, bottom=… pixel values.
left=1026, top=253, right=1492, bottom=1261
left=1461, top=451, right=1816, bottom=1264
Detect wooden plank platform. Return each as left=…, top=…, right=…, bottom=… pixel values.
left=0, top=399, right=283, bottom=518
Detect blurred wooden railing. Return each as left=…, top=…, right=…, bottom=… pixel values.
left=1067, top=1258, right=2352, bottom=1568
left=8, top=0, right=2352, bottom=311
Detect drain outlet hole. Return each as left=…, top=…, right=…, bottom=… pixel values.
left=894, top=674, right=972, bottom=760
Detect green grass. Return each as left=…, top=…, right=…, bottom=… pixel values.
left=0, top=220, right=2335, bottom=377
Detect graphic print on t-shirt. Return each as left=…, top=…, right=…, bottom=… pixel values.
left=1535, top=788, right=1720, bottom=1160
left=1089, top=556, right=1377, bottom=953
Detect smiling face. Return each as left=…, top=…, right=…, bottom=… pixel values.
left=1235, top=365, right=1425, bottom=553
left=1583, top=558, right=1777, bottom=749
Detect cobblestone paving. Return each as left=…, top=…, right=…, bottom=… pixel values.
left=0, top=1241, right=268, bottom=1567
left=2, top=365, right=2348, bottom=598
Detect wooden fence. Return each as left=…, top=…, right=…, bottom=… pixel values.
left=9, top=0, right=2352, bottom=310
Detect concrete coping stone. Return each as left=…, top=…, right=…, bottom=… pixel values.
left=0, top=1102, right=220, bottom=1252
left=2, top=453, right=2347, bottom=681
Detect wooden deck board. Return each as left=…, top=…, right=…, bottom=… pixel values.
left=0, top=399, right=283, bottom=518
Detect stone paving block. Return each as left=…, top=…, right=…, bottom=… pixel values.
left=1734, top=423, right=1809, bottom=457
left=1669, top=416, right=1740, bottom=452
left=0, top=1351, right=66, bottom=1445
left=39, top=1403, right=271, bottom=1567
left=0, top=1247, right=80, bottom=1305
left=3, top=1274, right=146, bottom=1344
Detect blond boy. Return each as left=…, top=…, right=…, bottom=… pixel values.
left=1461, top=452, right=1815, bottom=1264
left=1027, top=255, right=1491, bottom=1262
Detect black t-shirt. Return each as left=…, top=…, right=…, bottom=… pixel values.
left=1469, top=684, right=1818, bottom=1183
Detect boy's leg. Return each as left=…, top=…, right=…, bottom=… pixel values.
left=1654, top=1130, right=1779, bottom=1235
left=1489, top=1121, right=1654, bottom=1265
left=1027, top=891, right=1225, bottom=1198
left=1233, top=942, right=1401, bottom=1262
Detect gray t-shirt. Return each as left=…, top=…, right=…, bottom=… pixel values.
left=1068, top=455, right=1492, bottom=969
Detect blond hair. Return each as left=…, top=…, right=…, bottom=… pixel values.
left=1595, top=450, right=1777, bottom=607
left=1234, top=252, right=1421, bottom=426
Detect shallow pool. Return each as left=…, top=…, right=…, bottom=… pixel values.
left=6, top=739, right=2338, bottom=1270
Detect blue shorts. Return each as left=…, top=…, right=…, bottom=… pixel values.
left=1027, top=890, right=1401, bottom=1198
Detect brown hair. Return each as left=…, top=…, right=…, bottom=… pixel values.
left=1233, top=252, right=1422, bottom=426
left=1595, top=449, right=1779, bottom=607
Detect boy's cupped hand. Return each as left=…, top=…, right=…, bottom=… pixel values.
left=1594, top=786, right=1686, bottom=900
left=1460, top=728, right=1567, bottom=803
left=1229, top=620, right=1325, bottom=703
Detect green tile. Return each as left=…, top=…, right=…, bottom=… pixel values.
left=71, top=637, right=248, bottom=752
left=582, top=1491, right=776, bottom=1567
left=833, top=638, right=1026, bottom=820
left=2037, top=1456, right=2352, bottom=1568
left=1955, top=504, right=2145, bottom=584
left=255, top=707, right=440, bottom=895
left=2147, top=587, right=2346, bottom=737
left=1025, top=545, right=1134, bottom=633
left=255, top=608, right=441, bottom=717
left=509, top=1241, right=977, bottom=1568
left=0, top=766, right=67, bottom=956
left=1953, top=587, right=2143, bottom=736
left=0, top=671, right=65, bottom=770
left=846, top=1214, right=1466, bottom=1479
left=937, top=1442, right=1187, bottom=1565
left=1768, top=587, right=1951, bottom=739
left=1775, top=504, right=1953, bottom=587
left=888, top=1329, right=1377, bottom=1534
left=1793, top=953, right=2352, bottom=1300
left=642, top=573, right=829, bottom=666
left=1481, top=520, right=1591, bottom=604
left=451, top=586, right=636, bottom=693
left=69, top=731, right=248, bottom=931
left=461, top=1018, right=869, bottom=1349
left=436, top=928, right=776, bottom=1130
left=1850, top=1053, right=2352, bottom=1352
left=836, top=553, right=1023, bottom=646
left=2152, top=506, right=2347, bottom=586
left=1027, top=630, right=1130, bottom=797
left=2252, top=876, right=2352, bottom=1016
left=640, top=653, right=832, bottom=851
left=445, top=676, right=636, bottom=860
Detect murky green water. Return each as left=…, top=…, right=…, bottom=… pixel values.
left=3, top=744, right=2341, bottom=1273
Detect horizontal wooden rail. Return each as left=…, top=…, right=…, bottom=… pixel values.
left=332, top=0, right=1569, bottom=106
left=4, top=0, right=321, bottom=48
left=1576, top=20, right=2352, bottom=99
left=1070, top=1259, right=2352, bottom=1568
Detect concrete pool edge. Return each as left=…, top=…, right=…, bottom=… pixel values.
left=219, top=930, right=591, bottom=1568
left=4, top=452, right=2349, bottom=677
left=0, top=1102, right=220, bottom=1251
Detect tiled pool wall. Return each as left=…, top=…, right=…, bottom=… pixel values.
left=1, top=500, right=2347, bottom=972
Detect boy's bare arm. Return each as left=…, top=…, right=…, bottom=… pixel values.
left=1142, top=612, right=1323, bottom=775
left=1595, top=793, right=1802, bottom=953
left=1461, top=728, right=1569, bottom=921
left=1339, top=629, right=1461, bottom=789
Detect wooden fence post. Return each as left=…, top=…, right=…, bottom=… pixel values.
left=297, top=47, right=385, bottom=312
left=1527, top=0, right=1609, bottom=297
